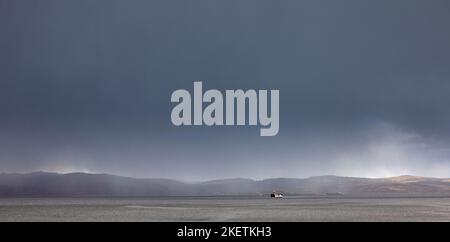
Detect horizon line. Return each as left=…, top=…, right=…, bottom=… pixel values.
left=0, top=170, right=446, bottom=183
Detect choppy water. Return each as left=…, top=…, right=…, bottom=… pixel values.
left=0, top=197, right=449, bottom=222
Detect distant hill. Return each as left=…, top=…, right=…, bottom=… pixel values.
left=0, top=172, right=449, bottom=197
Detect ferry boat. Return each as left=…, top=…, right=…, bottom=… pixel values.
left=270, top=192, right=283, bottom=198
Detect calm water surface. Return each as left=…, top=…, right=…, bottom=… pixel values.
left=0, top=197, right=449, bottom=222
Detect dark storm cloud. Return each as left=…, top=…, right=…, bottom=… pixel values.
left=1, top=0, right=450, bottom=179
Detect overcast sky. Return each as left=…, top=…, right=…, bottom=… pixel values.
left=1, top=0, right=450, bottom=180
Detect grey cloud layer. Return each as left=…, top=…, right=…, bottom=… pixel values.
left=1, top=0, right=450, bottom=179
